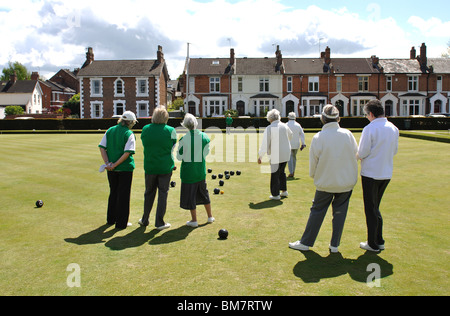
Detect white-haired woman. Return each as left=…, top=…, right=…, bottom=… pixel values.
left=99, top=111, right=137, bottom=230
left=289, top=105, right=358, bottom=253
left=139, top=106, right=177, bottom=231
left=177, top=114, right=214, bottom=227
left=258, top=109, right=293, bottom=200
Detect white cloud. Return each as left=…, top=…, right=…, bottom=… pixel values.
left=408, top=16, right=450, bottom=38
left=1, top=0, right=448, bottom=79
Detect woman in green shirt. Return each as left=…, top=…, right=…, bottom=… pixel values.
left=177, top=113, right=214, bottom=227
left=99, top=111, right=137, bottom=230
left=139, top=107, right=177, bottom=230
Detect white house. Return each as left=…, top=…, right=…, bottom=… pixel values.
left=0, top=75, right=43, bottom=118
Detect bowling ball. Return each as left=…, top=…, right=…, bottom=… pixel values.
left=218, top=229, right=228, bottom=239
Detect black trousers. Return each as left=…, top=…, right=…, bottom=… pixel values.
left=107, top=171, right=133, bottom=229
left=361, top=176, right=390, bottom=250
left=141, top=173, right=172, bottom=227
left=270, top=162, right=287, bottom=197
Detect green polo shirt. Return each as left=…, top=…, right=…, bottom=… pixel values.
left=226, top=116, right=233, bottom=126
left=177, top=130, right=210, bottom=184
left=141, top=123, right=177, bottom=175
left=99, top=124, right=136, bottom=172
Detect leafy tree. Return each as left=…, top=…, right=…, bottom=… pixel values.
left=1, top=61, right=30, bottom=81
left=5, top=106, right=24, bottom=116
left=63, top=94, right=80, bottom=117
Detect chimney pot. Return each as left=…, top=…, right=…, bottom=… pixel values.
left=410, top=46, right=416, bottom=59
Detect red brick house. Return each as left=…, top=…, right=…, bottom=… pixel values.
left=77, top=46, right=169, bottom=119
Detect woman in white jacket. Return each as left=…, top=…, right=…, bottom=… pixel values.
left=258, top=109, right=293, bottom=200
left=289, top=105, right=358, bottom=253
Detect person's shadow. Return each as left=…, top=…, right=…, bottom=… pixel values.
left=65, top=224, right=118, bottom=245
left=149, top=225, right=199, bottom=245
left=105, top=226, right=160, bottom=251
left=249, top=200, right=283, bottom=210
left=293, top=251, right=393, bottom=284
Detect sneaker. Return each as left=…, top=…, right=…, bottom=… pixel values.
left=157, top=223, right=171, bottom=231
left=138, top=219, right=148, bottom=226
left=280, top=191, right=288, bottom=197
left=360, top=242, right=380, bottom=252
left=329, top=245, right=339, bottom=253
left=207, top=217, right=215, bottom=223
left=186, top=221, right=199, bottom=228
left=269, top=195, right=281, bottom=200
left=378, top=244, right=385, bottom=250
left=289, top=240, right=310, bottom=251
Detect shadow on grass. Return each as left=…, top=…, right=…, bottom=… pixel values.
left=292, top=250, right=393, bottom=283
left=149, top=225, right=201, bottom=245
left=105, top=226, right=161, bottom=251
left=64, top=224, right=118, bottom=245
left=249, top=200, right=283, bottom=209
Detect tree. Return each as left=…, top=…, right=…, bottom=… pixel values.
left=5, top=106, right=24, bottom=116
left=63, top=94, right=80, bottom=117
left=1, top=61, right=30, bottom=81
left=441, top=41, right=450, bottom=58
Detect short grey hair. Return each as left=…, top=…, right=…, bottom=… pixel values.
left=152, top=106, right=169, bottom=124
left=266, top=109, right=281, bottom=123
left=321, top=104, right=340, bottom=124
left=181, top=113, right=198, bottom=130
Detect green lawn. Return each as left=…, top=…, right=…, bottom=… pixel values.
left=0, top=132, right=449, bottom=296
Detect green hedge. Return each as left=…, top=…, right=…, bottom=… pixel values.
left=1, top=117, right=449, bottom=131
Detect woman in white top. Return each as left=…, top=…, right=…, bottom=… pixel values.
left=258, top=109, right=293, bottom=200
left=289, top=105, right=358, bottom=253
left=286, top=112, right=306, bottom=177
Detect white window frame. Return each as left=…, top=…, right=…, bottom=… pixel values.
left=358, top=76, right=369, bottom=92
left=308, top=76, right=319, bottom=92
left=136, top=78, right=149, bottom=97
left=114, top=78, right=125, bottom=97
left=386, top=76, right=393, bottom=92
left=90, top=101, right=103, bottom=119
left=136, top=101, right=149, bottom=118
left=401, top=98, right=422, bottom=116
left=408, top=76, right=419, bottom=92
left=437, top=75, right=442, bottom=92
left=113, top=100, right=126, bottom=116
left=336, top=76, right=343, bottom=92
left=90, top=78, right=103, bottom=97
left=210, top=77, right=220, bottom=93
left=259, top=78, right=269, bottom=92
left=287, top=76, right=293, bottom=93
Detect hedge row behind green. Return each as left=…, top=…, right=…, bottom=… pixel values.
left=1, top=117, right=449, bottom=131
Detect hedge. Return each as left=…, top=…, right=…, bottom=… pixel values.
left=0, top=117, right=449, bottom=131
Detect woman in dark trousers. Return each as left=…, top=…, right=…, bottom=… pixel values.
left=99, top=111, right=137, bottom=230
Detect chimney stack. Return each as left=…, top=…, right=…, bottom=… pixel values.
left=157, top=45, right=164, bottom=64
left=410, top=46, right=416, bottom=59
left=230, top=48, right=235, bottom=66
left=10, top=71, right=17, bottom=84
left=324, top=46, right=331, bottom=65
left=82, top=47, right=94, bottom=68
left=416, top=43, right=428, bottom=73
left=31, top=72, right=39, bottom=81
left=275, top=45, right=284, bottom=73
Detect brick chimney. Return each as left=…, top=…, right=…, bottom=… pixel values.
left=275, top=45, right=284, bottom=73
left=10, top=71, right=17, bottom=84
left=410, top=46, right=416, bottom=59
left=157, top=45, right=164, bottom=64
left=324, top=46, right=331, bottom=65
left=31, top=72, right=39, bottom=81
left=230, top=48, right=235, bottom=66
left=416, top=43, right=428, bottom=73
left=82, top=47, right=94, bottom=68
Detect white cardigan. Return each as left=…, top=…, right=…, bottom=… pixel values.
left=259, top=120, right=293, bottom=164
left=309, top=122, right=358, bottom=193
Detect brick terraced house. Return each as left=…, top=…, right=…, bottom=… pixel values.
left=77, top=46, right=169, bottom=119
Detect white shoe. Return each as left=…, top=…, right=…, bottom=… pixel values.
left=289, top=240, right=310, bottom=251
left=127, top=222, right=132, bottom=227
left=270, top=195, right=281, bottom=200
left=157, top=223, right=171, bottom=231
left=186, top=221, right=199, bottom=228
left=280, top=191, right=288, bottom=197
left=207, top=217, right=215, bottom=223
left=329, top=245, right=339, bottom=253
left=138, top=219, right=148, bottom=226
left=360, top=242, right=380, bottom=252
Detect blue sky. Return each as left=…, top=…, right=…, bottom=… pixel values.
left=0, top=0, right=448, bottom=78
